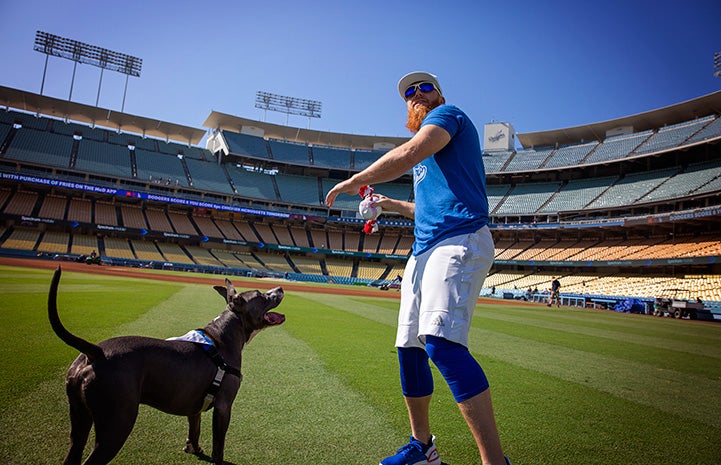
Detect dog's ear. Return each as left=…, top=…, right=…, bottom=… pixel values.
left=213, top=285, right=228, bottom=302
left=225, top=279, right=238, bottom=302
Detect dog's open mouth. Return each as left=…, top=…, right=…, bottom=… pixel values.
left=264, top=311, right=285, bottom=325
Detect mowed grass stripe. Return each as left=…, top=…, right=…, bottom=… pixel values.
left=489, top=305, right=721, bottom=344
left=477, top=309, right=720, bottom=379
left=294, top=292, right=721, bottom=429
left=466, top=325, right=721, bottom=429
left=477, top=310, right=721, bottom=364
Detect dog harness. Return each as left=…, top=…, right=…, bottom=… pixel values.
left=167, top=329, right=242, bottom=412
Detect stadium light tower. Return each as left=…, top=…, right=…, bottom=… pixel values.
left=255, top=91, right=322, bottom=128
left=715, top=52, right=721, bottom=78
left=33, top=30, right=143, bottom=111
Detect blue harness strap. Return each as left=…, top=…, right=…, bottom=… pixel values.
left=192, top=330, right=241, bottom=411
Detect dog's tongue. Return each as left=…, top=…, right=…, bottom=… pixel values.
left=264, top=311, right=285, bottom=325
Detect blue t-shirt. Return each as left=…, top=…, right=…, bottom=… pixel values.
left=412, top=104, right=489, bottom=255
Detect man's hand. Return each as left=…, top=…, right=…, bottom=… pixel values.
left=374, top=194, right=415, bottom=219
left=325, top=178, right=361, bottom=207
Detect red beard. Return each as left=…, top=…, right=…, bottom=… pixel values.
left=405, top=103, right=431, bottom=133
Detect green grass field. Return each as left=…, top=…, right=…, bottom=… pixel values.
left=0, top=265, right=719, bottom=464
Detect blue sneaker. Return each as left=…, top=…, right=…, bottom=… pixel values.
left=380, top=435, right=440, bottom=465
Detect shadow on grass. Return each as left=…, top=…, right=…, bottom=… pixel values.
left=192, top=451, right=237, bottom=465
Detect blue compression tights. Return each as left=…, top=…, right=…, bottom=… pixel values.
left=398, top=336, right=489, bottom=403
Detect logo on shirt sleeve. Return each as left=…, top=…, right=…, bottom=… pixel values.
left=413, top=164, right=427, bottom=186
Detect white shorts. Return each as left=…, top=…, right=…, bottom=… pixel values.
left=395, top=226, right=494, bottom=349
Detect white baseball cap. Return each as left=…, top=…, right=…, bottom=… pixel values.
left=397, top=71, right=443, bottom=100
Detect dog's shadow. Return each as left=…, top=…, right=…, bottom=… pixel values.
left=193, top=452, right=237, bottom=465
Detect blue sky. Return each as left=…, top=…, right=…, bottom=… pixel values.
left=1, top=0, right=719, bottom=143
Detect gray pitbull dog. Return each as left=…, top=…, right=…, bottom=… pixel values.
left=48, top=267, right=285, bottom=465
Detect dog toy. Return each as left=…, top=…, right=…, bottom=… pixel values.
left=358, top=185, right=382, bottom=234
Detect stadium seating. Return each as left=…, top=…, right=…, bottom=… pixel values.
left=268, top=139, right=311, bottom=166
left=135, top=149, right=189, bottom=187
left=75, top=139, right=132, bottom=178
left=503, top=147, right=555, bottom=172
left=311, top=145, right=352, bottom=170
left=221, top=130, right=270, bottom=158
left=633, top=116, right=715, bottom=155
left=67, top=198, right=92, bottom=223
left=3, top=128, right=73, bottom=168
left=184, top=158, right=234, bottom=195
left=226, top=165, right=277, bottom=200
left=584, top=130, right=652, bottom=164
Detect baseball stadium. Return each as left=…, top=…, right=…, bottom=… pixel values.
left=1, top=82, right=720, bottom=316
left=1, top=26, right=721, bottom=465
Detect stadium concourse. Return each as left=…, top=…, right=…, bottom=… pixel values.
left=0, top=86, right=720, bottom=319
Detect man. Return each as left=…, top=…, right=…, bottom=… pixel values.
left=325, top=72, right=510, bottom=465
left=548, top=277, right=561, bottom=307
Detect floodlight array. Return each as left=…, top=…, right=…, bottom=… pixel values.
left=34, top=30, right=142, bottom=77
left=255, top=91, right=322, bottom=118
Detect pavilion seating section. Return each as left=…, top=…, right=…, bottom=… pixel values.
left=481, top=150, right=514, bottom=173
left=633, top=116, right=715, bottom=156
left=135, top=149, right=189, bottom=187
left=494, top=182, right=561, bottom=215
left=38, top=195, right=68, bottom=220
left=255, top=253, right=293, bottom=272
left=289, top=255, right=323, bottom=275
left=36, top=231, right=70, bottom=254
left=586, top=168, right=678, bottom=210
left=221, top=130, right=270, bottom=158
left=2, top=191, right=38, bottom=216
left=185, top=158, right=234, bottom=195
left=290, top=226, right=311, bottom=248
left=311, top=145, right=352, bottom=170
left=503, top=147, right=555, bottom=172
left=324, top=258, right=354, bottom=277
left=194, top=215, right=224, bottom=239
left=268, top=139, right=311, bottom=166
left=226, top=165, right=277, bottom=201
left=686, top=116, right=721, bottom=144
left=156, top=243, right=194, bottom=264
left=75, top=139, right=132, bottom=178
left=168, top=210, right=198, bottom=235
left=639, top=160, right=721, bottom=203
left=70, top=234, right=100, bottom=256
left=130, top=240, right=165, bottom=261
left=355, top=261, right=387, bottom=280
left=583, top=130, right=652, bottom=164
left=2, top=228, right=40, bottom=250
left=275, top=173, right=320, bottom=206
left=120, top=205, right=148, bottom=229
left=3, top=128, right=73, bottom=168
left=184, top=246, right=224, bottom=266
left=353, top=149, right=386, bottom=170
left=67, top=198, right=92, bottom=224
left=544, top=141, right=598, bottom=169
left=310, top=229, right=328, bottom=249
left=539, top=177, right=616, bottom=213
left=94, top=202, right=119, bottom=226
left=145, top=207, right=174, bottom=233
left=214, top=218, right=245, bottom=241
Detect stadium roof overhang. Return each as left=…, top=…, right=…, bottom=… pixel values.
left=0, top=86, right=206, bottom=145
left=203, top=110, right=409, bottom=151
left=517, top=90, right=721, bottom=148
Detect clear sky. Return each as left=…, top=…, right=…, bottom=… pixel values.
left=1, top=0, right=719, bottom=143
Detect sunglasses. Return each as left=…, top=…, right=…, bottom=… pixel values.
left=404, top=82, right=438, bottom=99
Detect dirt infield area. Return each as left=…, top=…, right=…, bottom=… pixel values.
left=0, top=256, right=517, bottom=306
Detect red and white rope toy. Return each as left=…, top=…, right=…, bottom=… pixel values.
left=358, top=185, right=382, bottom=234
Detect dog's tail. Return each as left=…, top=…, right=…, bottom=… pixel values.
left=48, top=267, right=105, bottom=362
